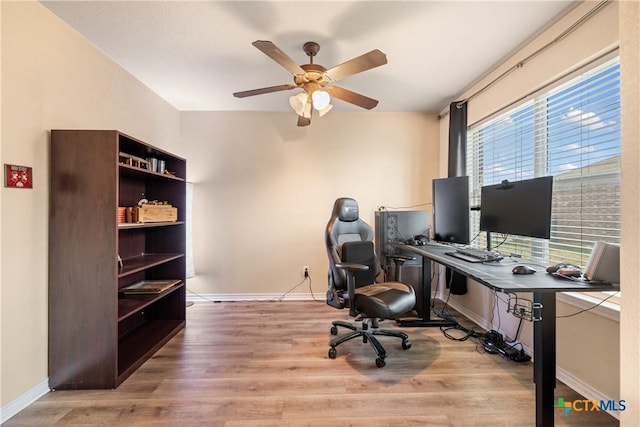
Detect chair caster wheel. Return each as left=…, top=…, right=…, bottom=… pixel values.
left=375, top=357, right=386, bottom=368
left=402, top=340, right=411, bottom=350
left=330, top=326, right=338, bottom=335
left=328, top=348, right=337, bottom=359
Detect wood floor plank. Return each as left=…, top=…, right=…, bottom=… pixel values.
left=4, top=301, right=618, bottom=426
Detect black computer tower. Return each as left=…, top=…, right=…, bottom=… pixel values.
left=374, top=210, right=430, bottom=268
left=374, top=210, right=431, bottom=315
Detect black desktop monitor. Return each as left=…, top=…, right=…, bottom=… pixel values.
left=479, top=176, right=553, bottom=239
left=432, top=176, right=470, bottom=244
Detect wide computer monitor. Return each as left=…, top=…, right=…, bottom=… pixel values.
left=432, top=176, right=470, bottom=244
left=479, top=176, right=553, bottom=239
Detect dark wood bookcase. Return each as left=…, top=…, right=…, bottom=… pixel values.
left=49, top=130, right=186, bottom=389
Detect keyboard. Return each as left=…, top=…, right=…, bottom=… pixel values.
left=446, top=247, right=503, bottom=263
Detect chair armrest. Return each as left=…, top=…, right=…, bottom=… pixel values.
left=386, top=254, right=414, bottom=281
left=335, top=263, right=368, bottom=317
left=335, top=262, right=369, bottom=272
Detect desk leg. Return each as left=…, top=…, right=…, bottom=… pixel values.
left=534, top=292, right=556, bottom=427
left=398, top=257, right=456, bottom=327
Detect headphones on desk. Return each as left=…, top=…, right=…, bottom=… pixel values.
left=546, top=263, right=582, bottom=278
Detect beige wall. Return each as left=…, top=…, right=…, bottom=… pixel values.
left=620, top=0, right=640, bottom=424
left=438, top=0, right=622, bottom=403
left=182, top=111, right=439, bottom=297
left=1, top=1, right=180, bottom=407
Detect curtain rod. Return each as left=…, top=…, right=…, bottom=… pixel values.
left=467, top=46, right=618, bottom=129
left=438, top=0, right=611, bottom=120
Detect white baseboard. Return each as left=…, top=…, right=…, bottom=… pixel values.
left=1, top=378, right=49, bottom=424
left=556, top=366, right=620, bottom=420
left=186, top=292, right=319, bottom=302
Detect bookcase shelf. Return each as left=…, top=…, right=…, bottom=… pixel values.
left=118, top=253, right=184, bottom=277
left=49, top=130, right=186, bottom=390
left=118, top=282, right=184, bottom=321
left=118, top=221, right=185, bottom=230
left=117, top=319, right=185, bottom=381
left=119, top=163, right=185, bottom=182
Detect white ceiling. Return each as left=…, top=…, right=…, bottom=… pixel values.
left=41, top=1, right=577, bottom=113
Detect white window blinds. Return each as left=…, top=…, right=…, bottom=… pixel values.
left=467, top=57, right=621, bottom=268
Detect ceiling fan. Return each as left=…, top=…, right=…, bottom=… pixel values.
left=233, top=40, right=387, bottom=127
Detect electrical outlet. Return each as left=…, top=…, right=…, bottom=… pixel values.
left=303, top=266, right=310, bottom=278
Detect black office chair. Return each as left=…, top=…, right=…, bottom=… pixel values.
left=325, top=197, right=416, bottom=367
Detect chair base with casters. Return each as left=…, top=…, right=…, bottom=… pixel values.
left=327, top=261, right=415, bottom=368
left=328, top=317, right=411, bottom=368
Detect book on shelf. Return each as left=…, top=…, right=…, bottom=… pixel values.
left=120, top=279, right=181, bottom=294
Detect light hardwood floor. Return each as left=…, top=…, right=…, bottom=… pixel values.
left=6, top=300, right=618, bottom=426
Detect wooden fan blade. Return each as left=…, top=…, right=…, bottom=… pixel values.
left=252, top=40, right=306, bottom=75
left=327, top=86, right=379, bottom=110
left=233, top=84, right=298, bottom=98
left=297, top=115, right=311, bottom=127
left=325, top=49, right=387, bottom=82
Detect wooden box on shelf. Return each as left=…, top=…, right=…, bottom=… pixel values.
left=135, top=205, right=178, bottom=223
left=49, top=130, right=186, bottom=390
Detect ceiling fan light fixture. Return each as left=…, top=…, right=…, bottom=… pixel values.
left=289, top=92, right=308, bottom=116
left=318, top=103, right=333, bottom=117
left=311, top=89, right=331, bottom=110
left=302, top=100, right=312, bottom=119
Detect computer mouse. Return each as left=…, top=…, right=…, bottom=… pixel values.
left=512, top=265, right=536, bottom=275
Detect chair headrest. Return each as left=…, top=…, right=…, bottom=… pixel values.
left=332, top=198, right=359, bottom=222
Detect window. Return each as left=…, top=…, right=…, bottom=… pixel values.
left=467, top=57, right=620, bottom=268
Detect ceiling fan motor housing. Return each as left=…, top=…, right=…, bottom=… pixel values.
left=295, top=63, right=328, bottom=89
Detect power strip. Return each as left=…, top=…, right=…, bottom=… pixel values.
left=482, top=337, right=531, bottom=363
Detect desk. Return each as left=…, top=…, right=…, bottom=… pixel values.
left=395, top=243, right=619, bottom=427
